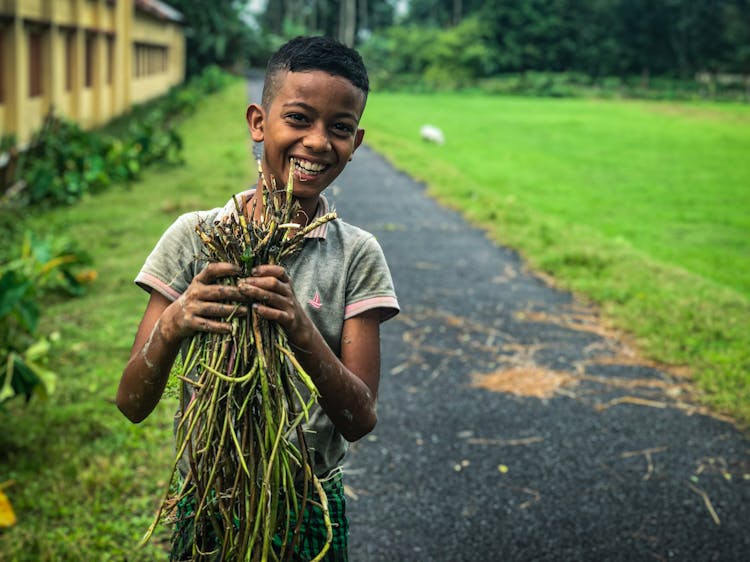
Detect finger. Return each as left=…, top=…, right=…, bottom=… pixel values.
left=250, top=264, right=288, bottom=281
left=239, top=284, right=277, bottom=307
left=238, top=275, right=290, bottom=298
left=193, top=317, right=234, bottom=334
left=198, top=282, right=246, bottom=303
left=251, top=302, right=291, bottom=325
left=196, top=262, right=242, bottom=283
left=197, top=302, right=248, bottom=318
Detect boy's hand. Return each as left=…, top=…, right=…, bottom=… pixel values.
left=164, top=262, right=247, bottom=341
left=238, top=265, right=311, bottom=346
left=239, top=264, right=381, bottom=442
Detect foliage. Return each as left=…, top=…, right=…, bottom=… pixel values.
left=141, top=176, right=337, bottom=559
left=405, top=0, right=488, bottom=27
left=0, top=233, right=93, bottom=407
left=260, top=0, right=397, bottom=45
left=166, top=0, right=272, bottom=74
left=250, top=0, right=750, bottom=84
left=477, top=0, right=750, bottom=78
left=422, top=16, right=497, bottom=89
left=471, top=72, right=748, bottom=102
left=358, top=24, right=440, bottom=89
left=1, top=66, right=235, bottom=210
left=1, top=113, right=180, bottom=208
left=358, top=0, right=750, bottom=95
left=360, top=18, right=496, bottom=90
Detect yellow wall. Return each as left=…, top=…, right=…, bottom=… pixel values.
left=0, top=0, right=185, bottom=145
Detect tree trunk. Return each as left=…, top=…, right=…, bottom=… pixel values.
left=359, top=0, right=369, bottom=33
left=338, top=0, right=356, bottom=47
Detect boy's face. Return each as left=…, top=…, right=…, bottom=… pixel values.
left=247, top=70, right=366, bottom=206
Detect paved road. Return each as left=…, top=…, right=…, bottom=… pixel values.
left=336, top=146, right=750, bottom=562
left=247, top=79, right=750, bottom=561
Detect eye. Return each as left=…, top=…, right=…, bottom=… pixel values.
left=332, top=122, right=355, bottom=137
left=285, top=113, right=309, bottom=125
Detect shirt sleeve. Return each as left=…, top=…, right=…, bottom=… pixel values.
left=344, top=234, right=400, bottom=322
left=134, top=212, right=209, bottom=301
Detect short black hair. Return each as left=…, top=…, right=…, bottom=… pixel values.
left=261, top=36, right=369, bottom=108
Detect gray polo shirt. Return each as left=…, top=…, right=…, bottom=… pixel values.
left=135, top=192, right=399, bottom=475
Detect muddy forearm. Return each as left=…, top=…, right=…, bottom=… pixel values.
left=117, top=318, right=182, bottom=423
left=292, top=327, right=377, bottom=442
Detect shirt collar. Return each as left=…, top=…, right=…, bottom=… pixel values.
left=220, top=190, right=331, bottom=240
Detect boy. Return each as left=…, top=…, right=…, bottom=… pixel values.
left=116, top=36, right=399, bottom=560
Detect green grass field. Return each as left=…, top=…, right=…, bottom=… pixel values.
left=361, top=92, right=750, bottom=423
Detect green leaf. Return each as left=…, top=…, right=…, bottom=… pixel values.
left=0, top=270, right=38, bottom=332
left=24, top=358, right=56, bottom=401
left=0, top=271, right=31, bottom=317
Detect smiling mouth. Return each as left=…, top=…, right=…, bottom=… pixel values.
left=293, top=158, right=330, bottom=181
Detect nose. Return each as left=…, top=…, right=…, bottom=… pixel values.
left=303, top=124, right=332, bottom=153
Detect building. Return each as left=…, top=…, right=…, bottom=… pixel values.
left=0, top=0, right=185, bottom=146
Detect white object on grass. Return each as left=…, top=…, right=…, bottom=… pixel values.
left=420, top=125, right=445, bottom=145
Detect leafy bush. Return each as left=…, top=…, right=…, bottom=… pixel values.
left=1, top=66, right=233, bottom=209
left=5, top=112, right=181, bottom=207
left=0, top=233, right=94, bottom=406
left=423, top=16, right=497, bottom=90
left=361, top=22, right=749, bottom=101
left=359, top=25, right=441, bottom=90
left=360, top=19, right=495, bottom=92
left=457, top=71, right=745, bottom=101
left=190, top=64, right=235, bottom=94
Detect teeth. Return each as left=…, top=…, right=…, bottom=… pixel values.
left=294, top=158, right=326, bottom=173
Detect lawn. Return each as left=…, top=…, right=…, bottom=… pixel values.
left=361, top=92, right=750, bottom=423
left=0, top=77, right=254, bottom=561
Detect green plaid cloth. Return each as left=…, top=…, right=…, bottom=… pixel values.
left=171, top=472, right=348, bottom=561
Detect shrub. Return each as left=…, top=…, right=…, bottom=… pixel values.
left=360, top=19, right=495, bottom=92
left=423, top=16, right=497, bottom=90
left=3, top=111, right=181, bottom=207
left=0, top=233, right=93, bottom=406
left=359, top=25, right=441, bottom=90
left=0, top=66, right=234, bottom=208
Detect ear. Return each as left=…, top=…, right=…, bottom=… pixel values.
left=246, top=103, right=265, bottom=142
left=353, top=128, right=365, bottom=153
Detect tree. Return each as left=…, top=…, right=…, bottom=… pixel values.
left=258, top=0, right=750, bottom=83
left=405, top=0, right=486, bottom=26
left=258, top=0, right=396, bottom=43
left=167, top=0, right=262, bottom=75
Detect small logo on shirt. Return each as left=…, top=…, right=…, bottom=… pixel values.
left=308, top=291, right=322, bottom=309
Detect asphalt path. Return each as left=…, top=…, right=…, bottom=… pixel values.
left=247, top=78, right=750, bottom=562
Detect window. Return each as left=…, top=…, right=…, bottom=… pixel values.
left=65, top=31, right=75, bottom=91
left=0, top=27, right=5, bottom=104
left=106, top=36, right=114, bottom=85
left=134, top=43, right=168, bottom=78
left=85, top=32, right=95, bottom=88
left=29, top=31, right=43, bottom=97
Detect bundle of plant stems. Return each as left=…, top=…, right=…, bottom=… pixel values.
left=141, top=160, right=337, bottom=561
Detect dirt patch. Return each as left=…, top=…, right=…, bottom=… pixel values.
left=470, top=366, right=577, bottom=399
left=515, top=307, right=691, bottom=379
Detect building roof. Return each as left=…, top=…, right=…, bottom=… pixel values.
left=135, top=0, right=184, bottom=23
